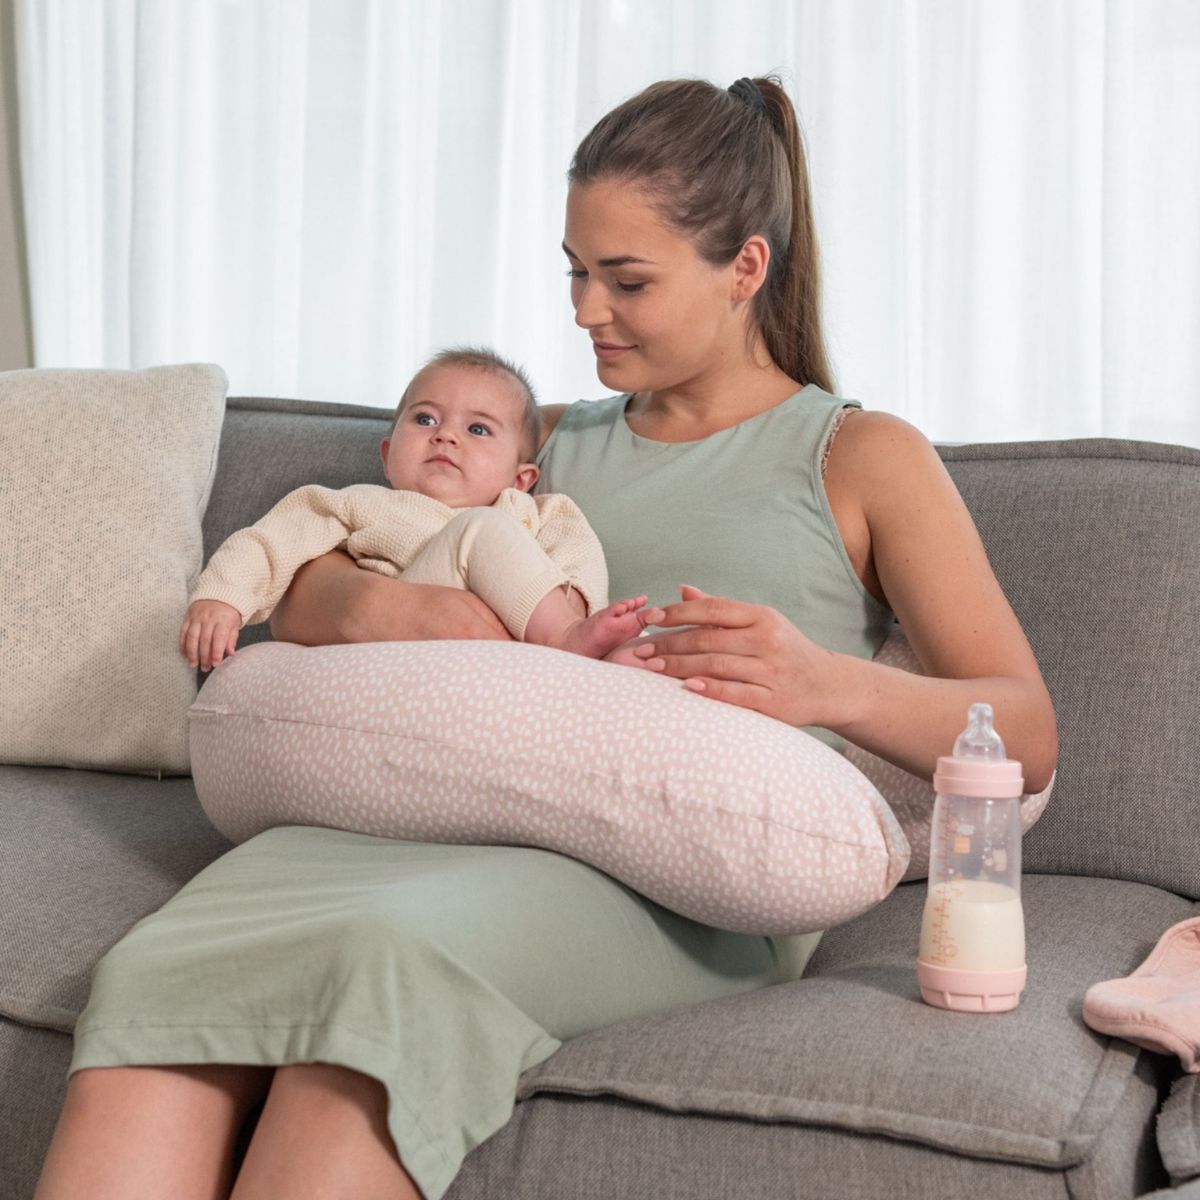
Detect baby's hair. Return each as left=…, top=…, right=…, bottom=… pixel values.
left=395, top=346, right=542, bottom=462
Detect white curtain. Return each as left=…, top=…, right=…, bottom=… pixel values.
left=14, top=0, right=1200, bottom=445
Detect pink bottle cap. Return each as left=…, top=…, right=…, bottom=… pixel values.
left=933, top=756, right=1024, bottom=798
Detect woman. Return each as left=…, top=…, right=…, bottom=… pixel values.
left=36, top=76, right=1056, bottom=1200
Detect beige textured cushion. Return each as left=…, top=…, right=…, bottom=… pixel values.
left=1, top=363, right=227, bottom=774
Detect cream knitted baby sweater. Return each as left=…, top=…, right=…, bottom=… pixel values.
left=190, top=484, right=608, bottom=626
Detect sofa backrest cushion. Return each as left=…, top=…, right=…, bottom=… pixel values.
left=941, top=439, right=1200, bottom=900
left=206, top=405, right=1200, bottom=899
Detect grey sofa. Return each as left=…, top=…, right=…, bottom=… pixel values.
left=3, top=395, right=1199, bottom=1200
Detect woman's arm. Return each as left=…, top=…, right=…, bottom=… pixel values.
left=823, top=412, right=1056, bottom=790
left=646, top=412, right=1057, bottom=792
left=269, top=549, right=512, bottom=645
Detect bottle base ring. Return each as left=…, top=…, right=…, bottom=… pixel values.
left=917, top=960, right=1027, bottom=1013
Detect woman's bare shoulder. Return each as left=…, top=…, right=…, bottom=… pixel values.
left=537, top=404, right=572, bottom=450
left=830, top=408, right=937, bottom=474
left=825, top=408, right=955, bottom=514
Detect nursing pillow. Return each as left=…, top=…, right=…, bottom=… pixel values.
left=189, top=640, right=910, bottom=936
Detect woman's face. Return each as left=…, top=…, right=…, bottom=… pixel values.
left=563, top=179, right=746, bottom=395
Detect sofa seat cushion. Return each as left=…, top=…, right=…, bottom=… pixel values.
left=0, top=765, right=233, bottom=1032
left=516, top=874, right=1194, bottom=1170
left=456, top=1051, right=1169, bottom=1200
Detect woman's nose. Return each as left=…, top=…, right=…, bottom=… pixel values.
left=573, top=279, right=611, bottom=331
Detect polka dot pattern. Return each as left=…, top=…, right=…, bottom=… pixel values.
left=841, top=626, right=1055, bottom=882
left=189, top=640, right=911, bottom=935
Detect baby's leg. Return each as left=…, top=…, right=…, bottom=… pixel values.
left=524, top=589, right=664, bottom=661
left=400, top=508, right=629, bottom=649
left=403, top=508, right=663, bottom=659
left=401, top=507, right=568, bottom=640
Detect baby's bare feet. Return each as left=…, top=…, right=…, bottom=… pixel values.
left=558, top=595, right=664, bottom=661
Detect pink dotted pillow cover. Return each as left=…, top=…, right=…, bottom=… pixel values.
left=189, top=639, right=911, bottom=936
left=843, top=625, right=1055, bottom=882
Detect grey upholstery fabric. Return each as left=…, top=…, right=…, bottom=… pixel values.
left=1160, top=1075, right=1200, bottom=1186
left=0, top=765, right=231, bottom=1031
left=0, top=1019, right=72, bottom=1200
left=1143, top=1183, right=1200, bottom=1200
left=515, top=876, right=1187, bottom=1173
left=454, top=1052, right=1169, bottom=1200
left=940, top=440, right=1200, bottom=900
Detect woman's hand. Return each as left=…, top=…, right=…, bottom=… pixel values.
left=637, top=585, right=847, bottom=728
left=270, top=550, right=513, bottom=645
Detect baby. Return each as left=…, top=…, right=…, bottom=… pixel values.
left=180, top=347, right=662, bottom=671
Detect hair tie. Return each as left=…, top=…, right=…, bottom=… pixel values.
left=728, top=77, right=767, bottom=115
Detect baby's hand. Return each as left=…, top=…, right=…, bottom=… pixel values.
left=180, top=599, right=242, bottom=671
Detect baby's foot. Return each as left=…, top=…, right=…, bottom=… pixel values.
left=558, top=596, right=664, bottom=660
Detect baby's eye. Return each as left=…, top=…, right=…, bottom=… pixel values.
left=468, top=422, right=491, bottom=437
left=413, top=412, right=436, bottom=426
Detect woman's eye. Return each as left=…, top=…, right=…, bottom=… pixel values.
left=617, top=281, right=646, bottom=294
left=468, top=423, right=490, bottom=437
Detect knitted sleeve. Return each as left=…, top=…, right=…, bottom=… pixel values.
left=531, top=492, right=610, bottom=614
left=188, top=484, right=369, bottom=626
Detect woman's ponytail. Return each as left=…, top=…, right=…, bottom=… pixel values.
left=755, top=78, right=835, bottom=395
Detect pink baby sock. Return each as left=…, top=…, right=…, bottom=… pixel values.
left=1083, top=916, right=1200, bottom=1074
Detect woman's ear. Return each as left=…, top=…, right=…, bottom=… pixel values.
left=731, top=235, right=770, bottom=302
left=514, top=462, right=540, bottom=493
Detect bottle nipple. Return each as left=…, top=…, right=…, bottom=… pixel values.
left=952, top=702, right=1007, bottom=762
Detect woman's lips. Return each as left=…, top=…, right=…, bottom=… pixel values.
left=593, top=341, right=634, bottom=362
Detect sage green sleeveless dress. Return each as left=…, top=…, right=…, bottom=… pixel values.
left=68, top=385, right=892, bottom=1200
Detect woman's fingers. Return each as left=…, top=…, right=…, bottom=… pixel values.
left=647, top=648, right=767, bottom=686
left=683, top=675, right=773, bottom=713
left=640, top=588, right=827, bottom=727
left=637, top=624, right=752, bottom=662
left=656, top=585, right=757, bottom=630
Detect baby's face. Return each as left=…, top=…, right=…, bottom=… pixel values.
left=380, top=365, right=537, bottom=507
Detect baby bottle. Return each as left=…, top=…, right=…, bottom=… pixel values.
left=917, top=703, right=1027, bottom=1012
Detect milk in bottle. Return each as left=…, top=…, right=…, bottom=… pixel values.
left=917, top=703, right=1027, bottom=1012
